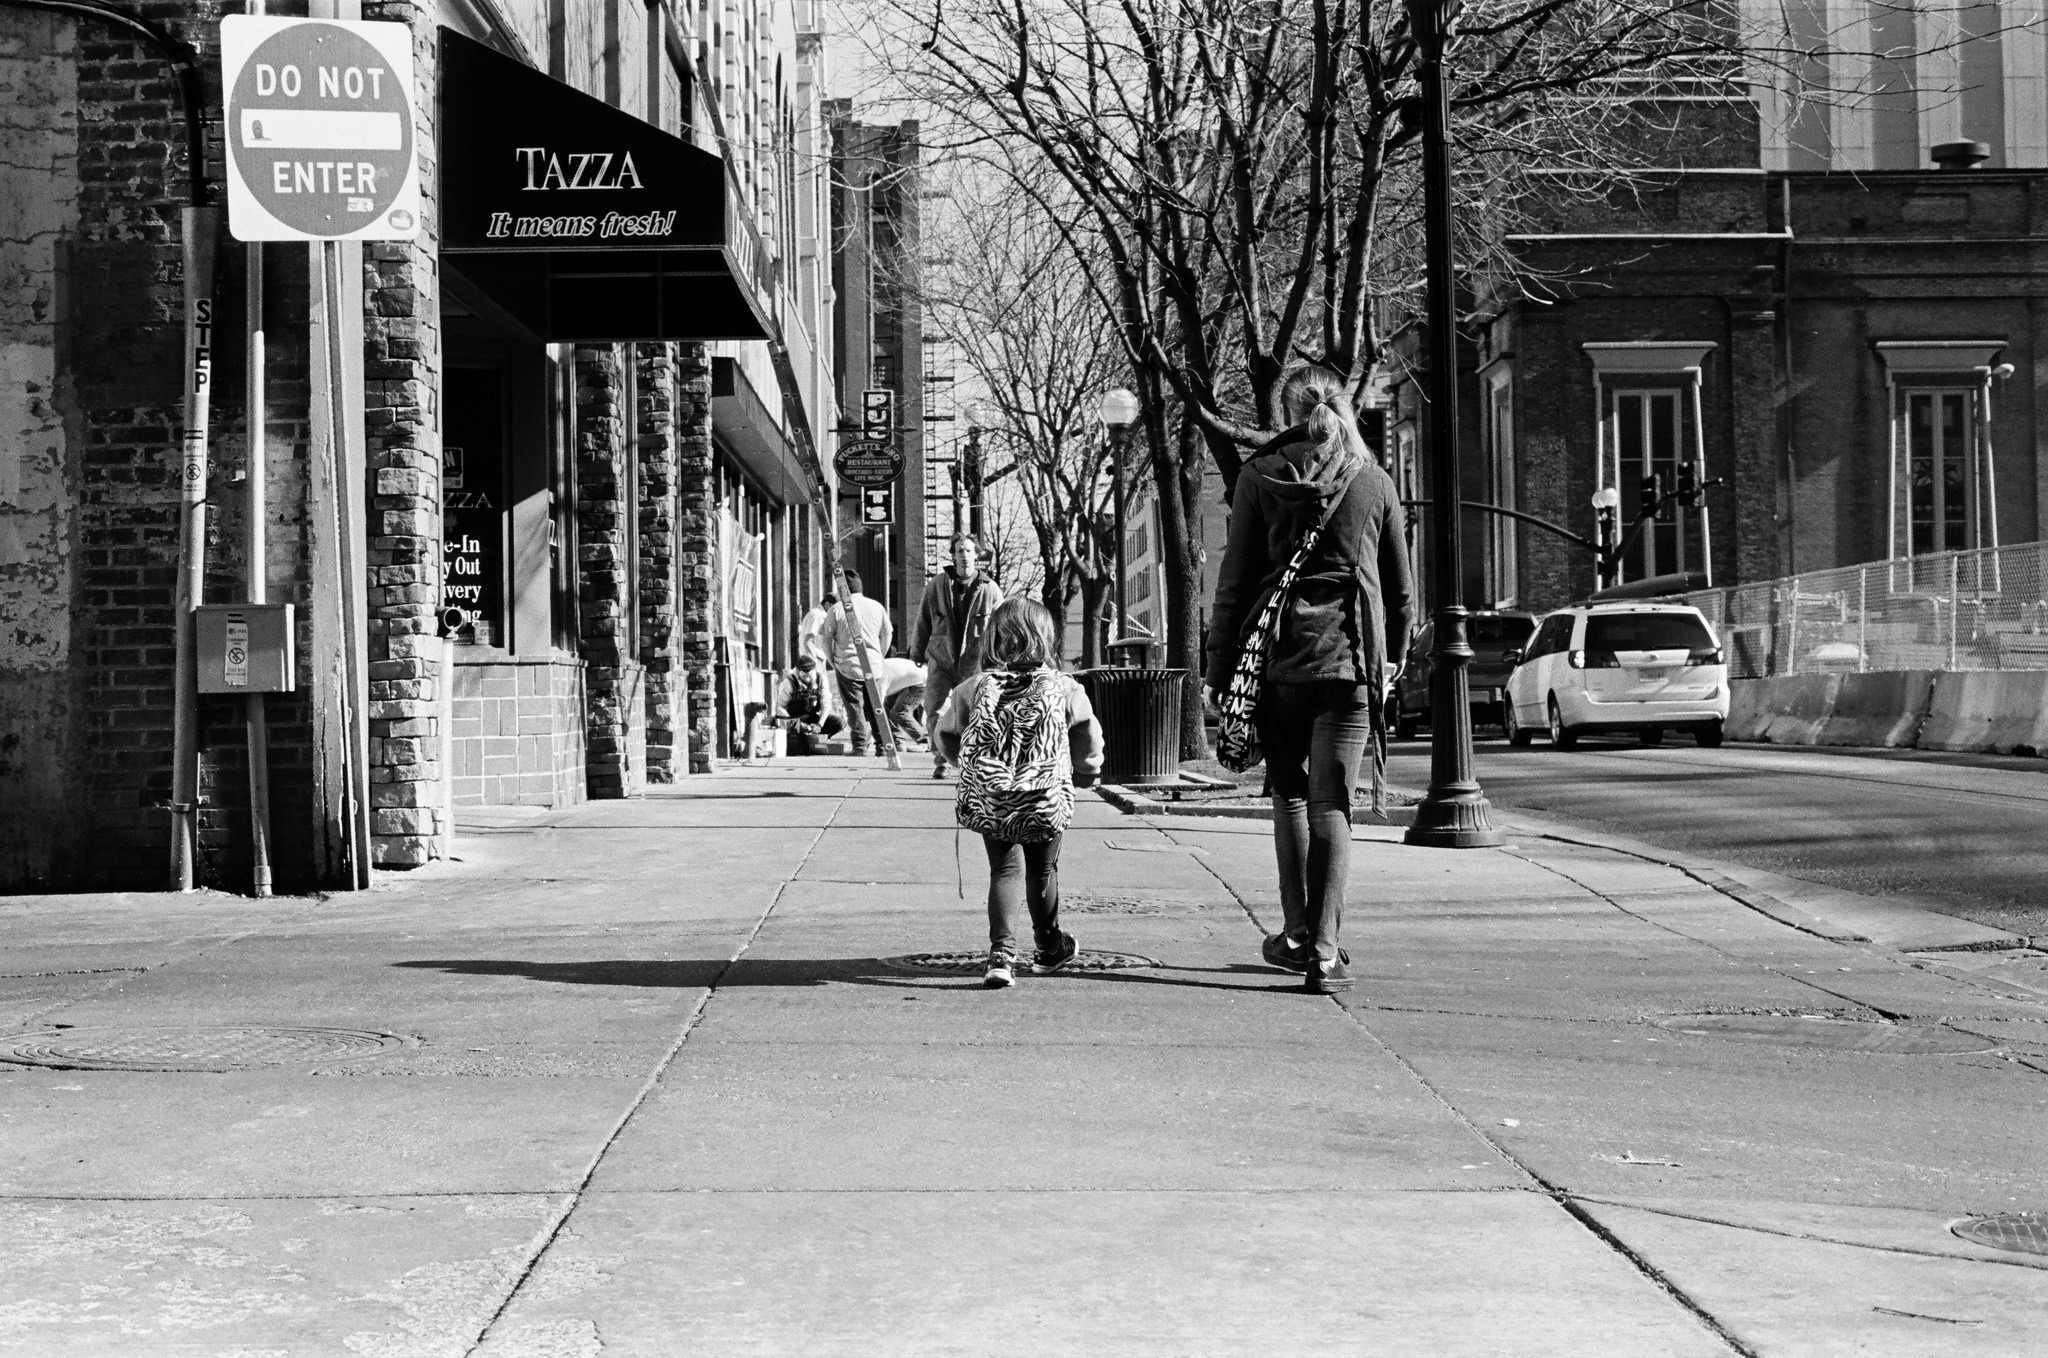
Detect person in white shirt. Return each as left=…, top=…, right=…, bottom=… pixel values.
left=878, top=656, right=929, bottom=749
left=797, top=594, right=836, bottom=668
left=820, top=570, right=894, bottom=755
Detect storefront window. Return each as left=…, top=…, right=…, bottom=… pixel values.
left=442, top=367, right=508, bottom=647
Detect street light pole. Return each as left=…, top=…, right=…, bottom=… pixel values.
left=1097, top=388, right=1141, bottom=652
left=1404, top=0, right=1504, bottom=849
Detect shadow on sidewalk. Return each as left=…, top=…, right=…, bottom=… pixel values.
left=392, top=957, right=1302, bottom=995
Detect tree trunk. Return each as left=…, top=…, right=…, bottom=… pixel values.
left=1139, top=390, right=1210, bottom=759
left=1040, top=570, right=1072, bottom=665
left=1077, top=574, right=1109, bottom=669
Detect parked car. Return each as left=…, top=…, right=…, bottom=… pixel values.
left=1391, top=610, right=1539, bottom=738
left=1502, top=603, right=1729, bottom=749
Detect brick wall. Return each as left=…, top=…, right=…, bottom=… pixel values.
left=32, top=0, right=331, bottom=890
left=674, top=343, right=717, bottom=773
left=636, top=341, right=682, bottom=781
left=449, top=656, right=587, bottom=805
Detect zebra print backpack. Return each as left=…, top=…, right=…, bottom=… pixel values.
left=955, top=669, right=1074, bottom=844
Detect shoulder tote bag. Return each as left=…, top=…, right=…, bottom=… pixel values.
left=1214, top=494, right=1345, bottom=774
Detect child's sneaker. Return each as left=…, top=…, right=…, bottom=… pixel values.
left=983, top=951, right=1016, bottom=988
left=1031, top=932, right=1079, bottom=974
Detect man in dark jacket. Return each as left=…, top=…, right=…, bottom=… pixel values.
left=911, top=534, right=1006, bottom=778
left=1204, top=365, right=1414, bottom=993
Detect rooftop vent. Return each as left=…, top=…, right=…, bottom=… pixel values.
left=1931, top=140, right=1991, bottom=170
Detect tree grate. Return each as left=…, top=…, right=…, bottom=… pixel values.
left=1, top=1025, right=409, bottom=1072
left=1650, top=1014, right=1998, bottom=1055
left=882, top=949, right=1160, bottom=976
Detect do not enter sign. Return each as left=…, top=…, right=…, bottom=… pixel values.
left=222, top=16, right=421, bottom=242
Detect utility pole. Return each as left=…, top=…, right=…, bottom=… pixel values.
left=1403, top=0, right=1504, bottom=850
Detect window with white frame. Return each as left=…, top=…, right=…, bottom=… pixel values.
left=1903, top=388, right=1976, bottom=556
left=1873, top=341, right=2004, bottom=565
left=1582, top=342, right=1717, bottom=588
left=1612, top=387, right=1700, bottom=580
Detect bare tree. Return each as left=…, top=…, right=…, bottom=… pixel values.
left=922, top=168, right=1136, bottom=666
left=860, top=0, right=2014, bottom=750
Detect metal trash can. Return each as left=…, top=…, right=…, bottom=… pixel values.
left=1081, top=666, right=1186, bottom=785
left=1106, top=635, right=1156, bottom=668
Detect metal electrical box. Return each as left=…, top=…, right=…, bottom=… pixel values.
left=195, top=603, right=297, bottom=694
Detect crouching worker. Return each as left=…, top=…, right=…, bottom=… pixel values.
left=936, top=598, right=1105, bottom=989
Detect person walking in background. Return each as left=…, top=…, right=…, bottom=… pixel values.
left=822, top=571, right=893, bottom=757
left=1204, top=363, right=1414, bottom=995
left=938, top=598, right=1104, bottom=989
left=913, top=534, right=1006, bottom=780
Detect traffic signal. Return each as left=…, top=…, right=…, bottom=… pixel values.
left=1640, top=471, right=1664, bottom=519
left=1677, top=464, right=1700, bottom=504
left=861, top=486, right=895, bottom=525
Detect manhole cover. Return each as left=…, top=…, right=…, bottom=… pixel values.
left=883, top=949, right=1160, bottom=976
left=1061, top=893, right=1198, bottom=915
left=1651, top=1014, right=1998, bottom=1054
left=1952, top=1214, right=2048, bottom=1256
left=1, top=1025, right=409, bottom=1072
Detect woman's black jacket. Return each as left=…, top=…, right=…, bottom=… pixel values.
left=1204, top=431, right=1415, bottom=694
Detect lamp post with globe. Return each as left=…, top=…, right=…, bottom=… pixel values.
left=1098, top=388, right=1142, bottom=650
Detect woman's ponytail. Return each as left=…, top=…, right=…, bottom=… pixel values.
left=1279, top=364, right=1366, bottom=476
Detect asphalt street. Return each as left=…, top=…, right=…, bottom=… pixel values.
left=1389, top=736, right=2048, bottom=937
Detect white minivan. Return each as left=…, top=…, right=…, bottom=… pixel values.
left=1502, top=603, right=1729, bottom=749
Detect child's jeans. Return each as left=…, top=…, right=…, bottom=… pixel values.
left=983, top=833, right=1063, bottom=958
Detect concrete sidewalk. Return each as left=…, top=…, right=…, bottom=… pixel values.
left=3, top=760, right=2045, bottom=1355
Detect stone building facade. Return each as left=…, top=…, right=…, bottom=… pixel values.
left=0, top=0, right=843, bottom=891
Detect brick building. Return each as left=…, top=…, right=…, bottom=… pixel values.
left=828, top=106, right=926, bottom=642
left=1386, top=6, right=2048, bottom=615
left=0, top=0, right=847, bottom=892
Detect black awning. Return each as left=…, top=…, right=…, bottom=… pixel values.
left=437, top=28, right=773, bottom=342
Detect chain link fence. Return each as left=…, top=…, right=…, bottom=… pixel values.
left=1676, top=542, right=2048, bottom=678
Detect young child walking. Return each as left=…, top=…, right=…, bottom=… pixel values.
left=936, top=598, right=1105, bottom=988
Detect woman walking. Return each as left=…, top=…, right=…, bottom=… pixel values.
left=1204, top=364, right=1414, bottom=994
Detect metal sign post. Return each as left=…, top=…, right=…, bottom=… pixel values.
left=167, top=206, right=219, bottom=891
left=222, top=11, right=418, bottom=887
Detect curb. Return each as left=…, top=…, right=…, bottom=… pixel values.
left=1093, top=783, right=1420, bottom=827
left=1097, top=777, right=2030, bottom=956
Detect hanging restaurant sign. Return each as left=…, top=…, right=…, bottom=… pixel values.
left=834, top=440, right=903, bottom=487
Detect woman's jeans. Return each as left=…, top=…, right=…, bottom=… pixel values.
left=1256, top=682, right=1372, bottom=962
left=983, top=834, right=1064, bottom=958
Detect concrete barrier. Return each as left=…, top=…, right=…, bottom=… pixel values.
left=1814, top=670, right=1936, bottom=749
left=1724, top=677, right=1779, bottom=742
left=1918, top=670, right=2048, bottom=754
left=1728, top=674, right=1839, bottom=745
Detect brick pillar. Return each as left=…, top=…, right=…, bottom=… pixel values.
left=1727, top=310, right=1782, bottom=585
left=363, top=0, right=445, bottom=866
left=577, top=344, right=635, bottom=797
left=637, top=342, right=682, bottom=781
left=675, top=344, right=717, bottom=773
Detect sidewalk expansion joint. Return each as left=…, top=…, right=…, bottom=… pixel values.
left=461, top=788, right=848, bottom=1356
left=1503, top=847, right=1931, bottom=1023
left=1526, top=832, right=1869, bottom=943
left=1332, top=1001, right=1760, bottom=1357
left=1566, top=1195, right=2048, bottom=1273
